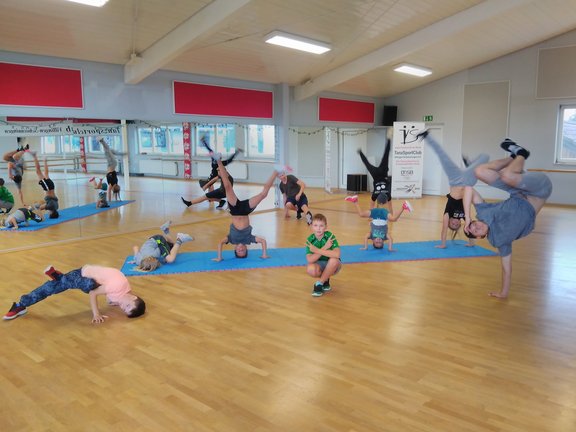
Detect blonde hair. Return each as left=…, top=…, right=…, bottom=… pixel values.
left=139, top=256, right=160, bottom=272
left=312, top=213, right=327, bottom=224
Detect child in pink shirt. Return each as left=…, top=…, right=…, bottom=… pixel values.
left=3, top=264, right=145, bottom=323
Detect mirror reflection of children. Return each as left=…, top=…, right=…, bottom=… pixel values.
left=0, top=178, right=15, bottom=214
left=89, top=177, right=109, bottom=208
left=198, top=135, right=242, bottom=194
left=345, top=193, right=412, bottom=251
left=212, top=156, right=282, bottom=262
left=131, top=221, right=194, bottom=272
left=32, top=153, right=59, bottom=219
left=181, top=173, right=232, bottom=210
left=2, top=139, right=27, bottom=204
left=99, top=138, right=123, bottom=202
left=305, top=213, right=342, bottom=297
left=3, top=264, right=146, bottom=323
left=1, top=207, right=43, bottom=230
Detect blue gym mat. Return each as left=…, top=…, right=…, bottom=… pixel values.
left=120, top=240, right=497, bottom=276
left=0, top=200, right=134, bottom=231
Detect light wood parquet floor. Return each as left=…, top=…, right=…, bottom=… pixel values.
left=1, top=175, right=575, bottom=432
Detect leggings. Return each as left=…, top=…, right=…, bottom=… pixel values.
left=359, top=139, right=391, bottom=183
left=19, top=269, right=97, bottom=307
left=424, top=134, right=488, bottom=187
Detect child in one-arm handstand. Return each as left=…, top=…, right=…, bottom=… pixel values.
left=305, top=213, right=342, bottom=297
left=212, top=157, right=283, bottom=261
left=3, top=264, right=146, bottom=323
left=132, top=221, right=194, bottom=271
left=345, top=193, right=412, bottom=251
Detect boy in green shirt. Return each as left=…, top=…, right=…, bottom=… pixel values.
left=305, top=213, right=342, bottom=297
left=0, top=178, right=15, bottom=214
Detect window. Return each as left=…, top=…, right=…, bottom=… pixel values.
left=246, top=125, right=275, bottom=158
left=195, top=124, right=237, bottom=156
left=557, top=105, right=576, bottom=164
left=41, top=136, right=57, bottom=154
left=137, top=125, right=184, bottom=154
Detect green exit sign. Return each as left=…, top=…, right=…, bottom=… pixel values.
left=423, top=115, right=433, bottom=122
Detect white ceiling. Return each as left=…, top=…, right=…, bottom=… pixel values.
left=2, top=0, right=576, bottom=100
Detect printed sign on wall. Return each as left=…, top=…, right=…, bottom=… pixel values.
left=390, top=122, right=425, bottom=198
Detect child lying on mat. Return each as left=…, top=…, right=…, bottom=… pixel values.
left=345, top=193, right=412, bottom=251
left=1, top=207, right=43, bottom=229
left=131, top=221, right=194, bottom=272
left=3, top=264, right=145, bottom=323
left=211, top=155, right=285, bottom=262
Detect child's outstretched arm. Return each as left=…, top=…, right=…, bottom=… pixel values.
left=212, top=236, right=228, bottom=262
left=88, top=286, right=109, bottom=324
left=255, top=236, right=269, bottom=259
left=387, top=233, right=395, bottom=252
left=361, top=233, right=370, bottom=250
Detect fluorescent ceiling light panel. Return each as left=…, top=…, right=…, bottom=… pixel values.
left=265, top=31, right=331, bottom=55
left=394, top=63, right=432, bottom=77
left=65, top=0, right=109, bottom=6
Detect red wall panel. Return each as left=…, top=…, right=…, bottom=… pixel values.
left=0, top=62, right=83, bottom=108
left=174, top=81, right=273, bottom=118
left=318, top=97, right=374, bottom=123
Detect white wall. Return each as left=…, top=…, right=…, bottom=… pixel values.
left=385, top=30, right=576, bottom=205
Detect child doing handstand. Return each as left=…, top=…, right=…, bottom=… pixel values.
left=99, top=138, right=123, bottom=201
left=346, top=193, right=412, bottom=251
left=32, top=153, right=59, bottom=218
left=305, top=213, right=342, bottom=297
left=4, top=264, right=146, bottom=323
left=132, top=221, right=194, bottom=271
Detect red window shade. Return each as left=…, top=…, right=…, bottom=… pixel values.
left=174, top=81, right=273, bottom=118
left=318, top=97, right=374, bottom=123
left=0, top=62, right=83, bottom=108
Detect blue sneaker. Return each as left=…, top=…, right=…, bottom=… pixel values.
left=322, top=280, right=331, bottom=292
left=312, top=282, right=324, bottom=297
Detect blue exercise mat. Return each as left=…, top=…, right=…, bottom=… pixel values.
left=121, top=240, right=497, bottom=276
left=1, top=200, right=134, bottom=231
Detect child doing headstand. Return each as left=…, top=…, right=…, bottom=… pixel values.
left=3, top=264, right=146, bottom=323
left=212, top=157, right=283, bottom=261
left=345, top=193, right=412, bottom=251
left=305, top=213, right=342, bottom=297
left=32, top=153, right=59, bottom=219
left=132, top=221, right=194, bottom=271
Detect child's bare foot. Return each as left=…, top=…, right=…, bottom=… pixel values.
left=488, top=291, right=508, bottom=299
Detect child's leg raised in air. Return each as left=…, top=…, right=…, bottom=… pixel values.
left=248, top=169, right=278, bottom=209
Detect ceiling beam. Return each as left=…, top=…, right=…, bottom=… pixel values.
left=124, top=0, right=251, bottom=84
left=293, top=0, right=529, bottom=101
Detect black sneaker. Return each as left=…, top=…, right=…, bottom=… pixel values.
left=322, top=279, right=331, bottom=292
left=3, top=303, right=27, bottom=320
left=216, top=199, right=226, bottom=209
left=500, top=138, right=530, bottom=159
left=462, top=156, right=470, bottom=167
left=305, top=211, right=313, bottom=226
left=296, top=209, right=302, bottom=219
left=312, top=282, right=324, bottom=297
left=181, top=197, right=192, bottom=207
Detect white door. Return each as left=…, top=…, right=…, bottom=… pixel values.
left=422, top=126, right=443, bottom=195
left=339, top=130, right=367, bottom=189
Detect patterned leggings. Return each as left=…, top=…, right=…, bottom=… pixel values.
left=19, top=269, right=98, bottom=307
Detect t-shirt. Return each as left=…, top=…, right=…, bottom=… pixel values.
left=134, top=236, right=171, bottom=265
left=279, top=175, right=301, bottom=198
left=306, top=230, right=339, bottom=261
left=0, top=186, right=14, bottom=204
left=227, top=224, right=257, bottom=245
left=81, top=265, right=131, bottom=303
left=474, top=196, right=536, bottom=257
left=444, top=194, right=465, bottom=219
left=369, top=208, right=389, bottom=239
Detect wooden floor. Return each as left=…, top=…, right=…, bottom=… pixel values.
left=1, top=176, right=576, bottom=432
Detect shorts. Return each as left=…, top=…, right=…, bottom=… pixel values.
left=39, top=178, right=55, bottom=191
left=316, top=258, right=342, bottom=274
left=490, top=172, right=553, bottom=200
left=228, top=198, right=254, bottom=216
left=44, top=196, right=59, bottom=211
left=286, top=193, right=309, bottom=209
left=106, top=171, right=118, bottom=186
left=206, top=188, right=226, bottom=200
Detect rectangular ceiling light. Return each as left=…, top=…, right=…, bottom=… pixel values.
left=65, top=0, right=109, bottom=6
left=265, top=31, right=331, bottom=55
left=394, top=63, right=433, bottom=77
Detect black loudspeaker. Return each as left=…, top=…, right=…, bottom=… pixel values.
left=382, top=105, right=397, bottom=126
left=346, top=174, right=368, bottom=192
